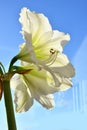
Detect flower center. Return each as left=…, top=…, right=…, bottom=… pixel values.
left=40, top=48, right=58, bottom=66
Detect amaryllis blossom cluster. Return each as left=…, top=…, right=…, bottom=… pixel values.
left=11, top=8, right=75, bottom=112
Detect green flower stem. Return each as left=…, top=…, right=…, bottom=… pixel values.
left=3, top=80, right=17, bottom=130
left=8, top=55, right=18, bottom=72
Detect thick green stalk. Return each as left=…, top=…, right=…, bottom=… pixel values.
left=8, top=55, right=18, bottom=72
left=3, top=80, right=17, bottom=130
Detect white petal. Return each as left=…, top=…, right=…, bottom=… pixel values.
left=35, top=94, right=55, bottom=109
left=34, top=31, right=52, bottom=49
left=60, top=78, right=73, bottom=91
left=47, top=71, right=73, bottom=91
left=52, top=63, right=75, bottom=78
left=50, top=53, right=75, bottom=78
left=36, top=31, right=70, bottom=53
left=10, top=74, right=21, bottom=89
left=11, top=74, right=33, bottom=112
left=46, top=31, right=70, bottom=52
left=19, top=8, right=31, bottom=34
left=18, top=31, right=38, bottom=65
left=19, top=8, right=52, bottom=43
left=14, top=88, right=33, bottom=112
left=51, top=53, right=70, bottom=66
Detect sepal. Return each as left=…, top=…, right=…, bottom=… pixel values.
left=10, top=66, right=32, bottom=75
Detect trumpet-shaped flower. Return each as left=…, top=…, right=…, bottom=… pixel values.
left=11, top=64, right=58, bottom=112
left=11, top=8, right=75, bottom=112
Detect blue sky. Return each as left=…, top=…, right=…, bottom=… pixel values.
left=0, top=0, right=87, bottom=130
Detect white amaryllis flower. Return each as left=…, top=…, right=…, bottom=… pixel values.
left=11, top=64, right=59, bottom=112
left=11, top=8, right=75, bottom=112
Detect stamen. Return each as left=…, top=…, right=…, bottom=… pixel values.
left=47, top=49, right=58, bottom=66
left=50, top=48, right=55, bottom=54
left=40, top=48, right=58, bottom=66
